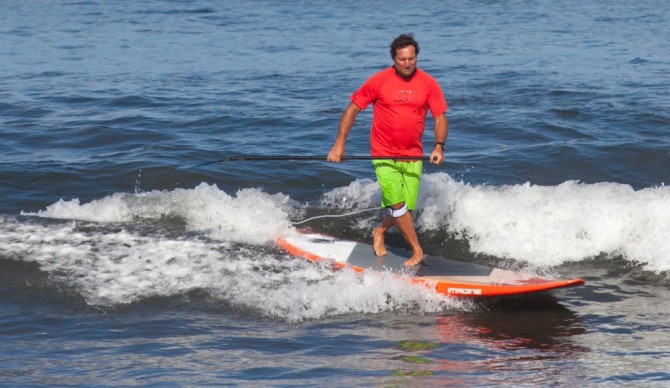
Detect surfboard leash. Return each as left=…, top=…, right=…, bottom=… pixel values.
left=291, top=206, right=384, bottom=225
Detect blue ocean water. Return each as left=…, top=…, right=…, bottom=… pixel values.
left=1, top=0, right=669, bottom=385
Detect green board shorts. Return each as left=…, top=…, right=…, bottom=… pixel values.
left=372, top=159, right=423, bottom=211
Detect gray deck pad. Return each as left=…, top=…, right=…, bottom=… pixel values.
left=347, top=242, right=494, bottom=278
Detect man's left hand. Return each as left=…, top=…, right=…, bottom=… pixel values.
left=429, top=147, right=444, bottom=165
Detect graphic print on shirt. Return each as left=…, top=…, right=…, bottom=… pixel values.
left=393, top=89, right=415, bottom=103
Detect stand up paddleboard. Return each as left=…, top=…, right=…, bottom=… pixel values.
left=277, top=232, right=584, bottom=297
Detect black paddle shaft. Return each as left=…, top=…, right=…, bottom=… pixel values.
left=186, top=155, right=433, bottom=169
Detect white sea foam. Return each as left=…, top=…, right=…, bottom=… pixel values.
left=6, top=182, right=462, bottom=320
left=22, top=183, right=294, bottom=245
left=0, top=215, right=459, bottom=320
left=323, top=173, right=670, bottom=273
left=28, top=178, right=670, bottom=274
left=6, top=174, right=668, bottom=319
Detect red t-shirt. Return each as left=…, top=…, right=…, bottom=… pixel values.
left=351, top=66, right=447, bottom=157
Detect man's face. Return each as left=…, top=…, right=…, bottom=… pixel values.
left=393, top=45, right=417, bottom=78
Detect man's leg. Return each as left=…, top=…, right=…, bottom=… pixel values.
left=374, top=202, right=425, bottom=266
left=373, top=214, right=394, bottom=257
left=390, top=202, right=425, bottom=266
left=394, top=210, right=424, bottom=266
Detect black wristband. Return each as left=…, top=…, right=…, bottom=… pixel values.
left=435, top=142, right=445, bottom=150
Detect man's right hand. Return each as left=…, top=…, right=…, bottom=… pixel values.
left=328, top=102, right=361, bottom=163
left=327, top=144, right=345, bottom=163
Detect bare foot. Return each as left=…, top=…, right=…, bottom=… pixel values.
left=403, top=252, right=425, bottom=267
left=372, top=227, right=387, bottom=256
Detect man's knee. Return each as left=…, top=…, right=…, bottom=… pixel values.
left=389, top=204, right=408, bottom=218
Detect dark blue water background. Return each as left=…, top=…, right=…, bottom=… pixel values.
left=1, top=0, right=669, bottom=385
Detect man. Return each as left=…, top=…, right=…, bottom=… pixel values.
left=327, top=33, right=448, bottom=267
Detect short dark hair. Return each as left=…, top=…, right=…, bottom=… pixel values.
left=389, top=34, right=419, bottom=59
